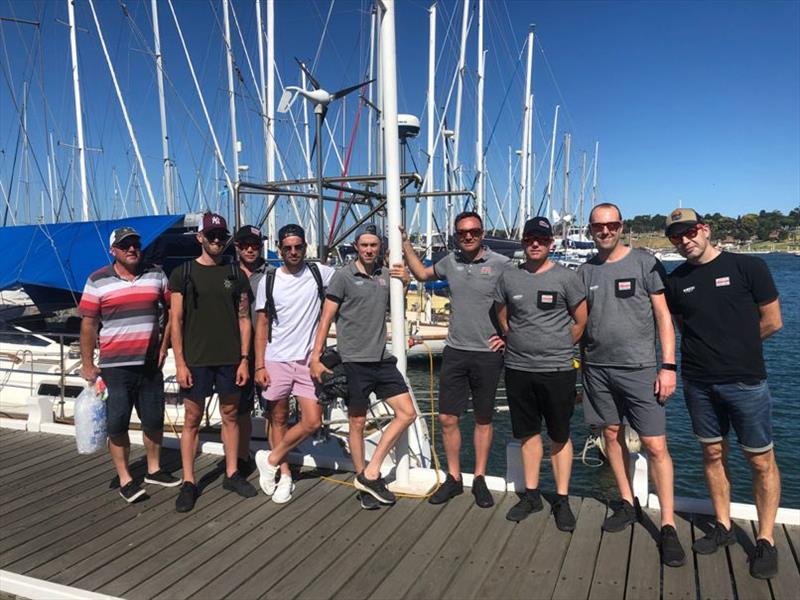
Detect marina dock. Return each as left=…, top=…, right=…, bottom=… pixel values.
left=1, top=427, right=798, bottom=600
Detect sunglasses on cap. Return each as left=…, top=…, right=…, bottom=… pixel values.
left=669, top=225, right=702, bottom=245
left=521, top=236, right=552, bottom=246
left=456, top=227, right=483, bottom=239
left=589, top=221, right=622, bottom=234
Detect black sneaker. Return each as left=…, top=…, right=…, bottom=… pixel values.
left=506, top=490, right=543, bottom=522
left=119, top=480, right=146, bottom=503
left=660, top=525, right=686, bottom=567
left=429, top=474, right=464, bottom=505
left=750, top=539, right=778, bottom=579
left=602, top=499, right=637, bottom=532
left=692, top=521, right=736, bottom=555
left=144, top=469, right=182, bottom=487
left=359, top=491, right=381, bottom=510
left=175, top=482, right=199, bottom=513
left=354, top=472, right=396, bottom=505
left=551, top=495, right=576, bottom=532
left=223, top=471, right=258, bottom=498
left=471, top=475, right=494, bottom=508
left=238, top=455, right=257, bottom=479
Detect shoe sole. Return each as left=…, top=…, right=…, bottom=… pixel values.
left=255, top=451, right=277, bottom=496
left=120, top=488, right=146, bottom=503
left=662, top=556, right=686, bottom=568
left=353, top=478, right=395, bottom=504
left=175, top=503, right=195, bottom=513
left=272, top=483, right=296, bottom=505
left=144, top=476, right=183, bottom=488
left=749, top=567, right=778, bottom=580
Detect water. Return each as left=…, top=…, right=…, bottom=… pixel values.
left=406, top=253, right=799, bottom=507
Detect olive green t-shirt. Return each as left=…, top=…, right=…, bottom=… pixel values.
left=168, top=260, right=251, bottom=367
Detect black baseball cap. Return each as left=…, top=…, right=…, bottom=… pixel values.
left=354, top=223, right=381, bottom=242
left=278, top=224, right=306, bottom=244
left=200, top=212, right=229, bottom=235
left=235, top=225, right=262, bottom=243
left=522, top=216, right=553, bottom=238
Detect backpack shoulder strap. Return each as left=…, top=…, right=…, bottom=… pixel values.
left=264, top=268, right=277, bottom=342
left=307, top=262, right=326, bottom=308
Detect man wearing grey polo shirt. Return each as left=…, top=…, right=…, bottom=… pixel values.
left=402, top=211, right=511, bottom=508
left=579, top=202, right=685, bottom=567
left=310, top=224, right=416, bottom=507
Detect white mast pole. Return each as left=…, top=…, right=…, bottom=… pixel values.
left=452, top=0, right=468, bottom=191
left=579, top=150, right=587, bottom=235
left=517, top=30, right=533, bottom=237
left=301, top=70, right=316, bottom=251
left=67, top=0, right=89, bottom=221
left=151, top=0, right=173, bottom=213
left=545, top=104, right=559, bottom=219
left=526, top=92, right=533, bottom=219
left=88, top=0, right=159, bottom=215
left=367, top=7, right=376, bottom=175
left=475, top=0, right=484, bottom=219
left=562, top=132, right=571, bottom=243
left=424, top=2, right=437, bottom=323
left=257, top=0, right=276, bottom=243
left=222, top=0, right=241, bottom=226
left=592, top=140, right=599, bottom=207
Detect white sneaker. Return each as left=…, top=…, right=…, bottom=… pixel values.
left=255, top=450, right=278, bottom=496
left=272, top=474, right=295, bottom=504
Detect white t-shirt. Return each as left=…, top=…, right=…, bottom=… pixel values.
left=256, top=263, right=336, bottom=362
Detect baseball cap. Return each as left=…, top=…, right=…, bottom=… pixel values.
left=109, top=227, right=140, bottom=248
left=354, top=223, right=381, bottom=242
left=665, top=208, right=703, bottom=237
left=235, top=225, right=262, bottom=243
left=522, top=216, right=553, bottom=238
left=200, top=212, right=228, bottom=235
left=278, top=224, right=306, bottom=243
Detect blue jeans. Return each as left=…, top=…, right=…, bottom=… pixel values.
left=683, top=378, right=773, bottom=453
left=101, top=363, right=165, bottom=436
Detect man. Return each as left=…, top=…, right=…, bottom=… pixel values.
left=401, top=211, right=510, bottom=508
left=493, top=217, right=587, bottom=529
left=79, top=227, right=180, bottom=502
left=169, top=212, right=257, bottom=512
left=664, top=208, right=782, bottom=579
left=579, top=202, right=685, bottom=567
left=233, top=225, right=269, bottom=477
left=310, top=224, right=416, bottom=507
left=253, top=224, right=334, bottom=504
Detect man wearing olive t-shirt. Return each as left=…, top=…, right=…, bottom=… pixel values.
left=664, top=208, right=783, bottom=580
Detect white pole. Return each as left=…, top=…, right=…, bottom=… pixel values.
left=88, top=0, right=159, bottom=215
left=525, top=92, right=533, bottom=220
left=222, top=0, right=241, bottom=226
left=452, top=0, right=468, bottom=191
left=475, top=0, right=484, bottom=219
left=257, top=0, right=276, bottom=243
left=545, top=104, right=559, bottom=219
left=367, top=7, right=376, bottom=175
left=592, top=140, right=599, bottom=207
left=67, top=0, right=89, bottom=221
left=562, top=132, right=571, bottom=244
left=517, top=30, right=533, bottom=236
left=301, top=70, right=316, bottom=251
left=46, top=131, right=55, bottom=222
left=579, top=150, right=587, bottom=235
left=152, top=0, right=173, bottom=213
left=424, top=2, right=437, bottom=322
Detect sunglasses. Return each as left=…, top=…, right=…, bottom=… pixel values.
left=589, top=221, right=622, bottom=233
left=456, top=228, right=483, bottom=239
left=113, top=241, right=141, bottom=250
left=522, top=236, right=552, bottom=247
left=280, top=243, right=305, bottom=253
left=669, top=225, right=702, bottom=245
left=238, top=242, right=261, bottom=250
left=204, top=233, right=230, bottom=243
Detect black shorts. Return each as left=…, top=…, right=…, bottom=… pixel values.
left=101, top=363, right=164, bottom=436
left=181, top=364, right=240, bottom=403
left=438, top=346, right=503, bottom=420
left=505, top=367, right=577, bottom=443
left=238, top=358, right=257, bottom=416
left=343, top=356, right=409, bottom=412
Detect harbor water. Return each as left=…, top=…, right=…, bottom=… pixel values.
left=407, top=253, right=799, bottom=507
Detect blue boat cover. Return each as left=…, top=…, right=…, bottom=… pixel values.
left=0, top=215, right=183, bottom=293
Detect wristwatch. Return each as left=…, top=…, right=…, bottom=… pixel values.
left=660, top=363, right=677, bottom=371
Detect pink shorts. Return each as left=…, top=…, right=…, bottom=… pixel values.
left=262, top=355, right=318, bottom=402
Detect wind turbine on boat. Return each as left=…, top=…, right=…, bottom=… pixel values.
left=277, top=60, right=374, bottom=259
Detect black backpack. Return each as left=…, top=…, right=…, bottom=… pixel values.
left=263, top=262, right=325, bottom=342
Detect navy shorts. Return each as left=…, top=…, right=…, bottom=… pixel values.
left=181, top=365, right=240, bottom=404
left=683, top=378, right=773, bottom=453
left=343, top=356, right=408, bottom=412
left=238, top=359, right=257, bottom=416
left=505, top=368, right=576, bottom=443
left=101, top=363, right=164, bottom=436
left=438, top=346, right=504, bottom=421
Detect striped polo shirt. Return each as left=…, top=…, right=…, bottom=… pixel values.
left=79, top=264, right=170, bottom=367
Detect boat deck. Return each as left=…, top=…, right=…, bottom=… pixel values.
left=1, top=427, right=798, bottom=600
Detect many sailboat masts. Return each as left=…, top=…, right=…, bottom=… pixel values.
left=474, top=0, right=484, bottom=219
left=545, top=104, right=559, bottom=219
left=88, top=0, right=158, bottom=216
left=592, top=140, right=599, bottom=207
left=222, top=0, right=241, bottom=227
left=452, top=0, right=469, bottom=190
left=151, top=0, right=173, bottom=214
left=517, top=29, right=533, bottom=237
left=167, top=0, right=233, bottom=202
left=67, top=0, right=89, bottom=221
left=425, top=2, right=436, bottom=265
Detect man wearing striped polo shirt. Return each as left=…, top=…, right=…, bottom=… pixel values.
left=79, top=226, right=179, bottom=503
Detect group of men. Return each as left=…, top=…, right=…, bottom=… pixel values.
left=79, top=203, right=783, bottom=580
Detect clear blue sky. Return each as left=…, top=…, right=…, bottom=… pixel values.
left=1, top=0, right=798, bottom=229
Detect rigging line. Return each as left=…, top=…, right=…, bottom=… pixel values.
left=311, top=0, right=336, bottom=74
left=2, top=126, right=22, bottom=226
left=536, top=36, right=576, bottom=133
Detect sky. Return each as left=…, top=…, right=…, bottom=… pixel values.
left=1, top=0, right=798, bottom=231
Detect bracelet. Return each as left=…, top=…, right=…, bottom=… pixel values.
left=255, top=366, right=265, bottom=372
left=660, top=363, right=677, bottom=371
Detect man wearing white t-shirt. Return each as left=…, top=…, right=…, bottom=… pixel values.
left=253, top=224, right=334, bottom=503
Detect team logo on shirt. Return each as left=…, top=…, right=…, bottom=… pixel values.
left=617, top=281, right=632, bottom=291
left=512, top=294, right=523, bottom=300
left=378, top=278, right=387, bottom=286
left=715, top=276, right=730, bottom=287
left=354, top=280, right=364, bottom=286
left=223, top=279, right=233, bottom=289
left=682, top=286, right=695, bottom=293
left=456, top=266, right=465, bottom=271
left=589, top=285, right=599, bottom=290
left=480, top=266, right=492, bottom=274
left=540, top=293, right=554, bottom=303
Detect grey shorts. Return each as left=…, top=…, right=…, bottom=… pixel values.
left=582, top=365, right=665, bottom=437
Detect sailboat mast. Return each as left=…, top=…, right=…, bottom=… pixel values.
left=151, top=0, right=173, bottom=214
left=222, top=0, right=241, bottom=226
left=545, top=104, right=559, bottom=219
left=452, top=0, right=468, bottom=191
left=367, top=8, right=376, bottom=175
left=579, top=150, right=587, bottom=234
left=562, top=132, right=571, bottom=243
left=474, top=0, right=484, bottom=219
left=67, top=0, right=89, bottom=221
left=525, top=91, right=533, bottom=220
left=256, top=0, right=276, bottom=243
left=426, top=2, right=436, bottom=264
left=517, top=29, right=533, bottom=236
left=591, top=140, right=599, bottom=207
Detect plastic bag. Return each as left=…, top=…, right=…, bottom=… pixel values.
left=75, top=379, right=107, bottom=454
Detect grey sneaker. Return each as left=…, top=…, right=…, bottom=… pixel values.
left=354, top=472, right=396, bottom=505
left=359, top=491, right=381, bottom=510
left=692, top=521, right=736, bottom=555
